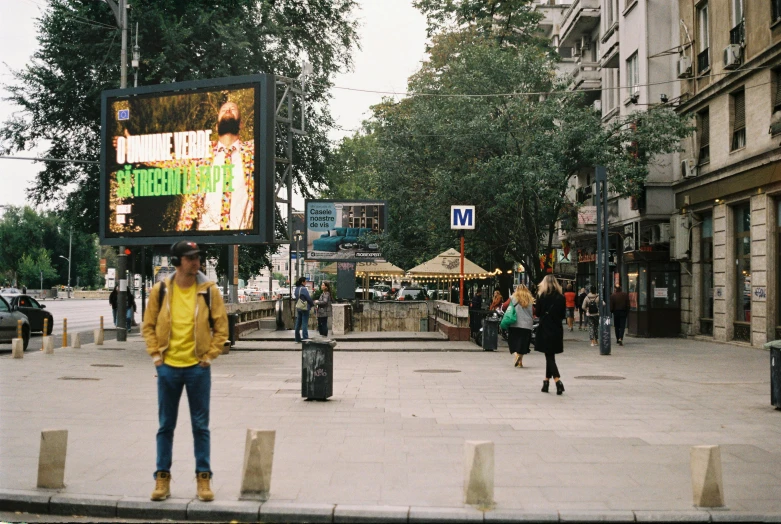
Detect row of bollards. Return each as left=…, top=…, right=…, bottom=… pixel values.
left=35, top=428, right=277, bottom=501
left=460, top=442, right=726, bottom=508
left=31, top=425, right=725, bottom=509
left=12, top=316, right=106, bottom=359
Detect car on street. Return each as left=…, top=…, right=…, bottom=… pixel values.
left=0, top=287, right=21, bottom=295
left=0, top=295, right=31, bottom=350
left=372, top=284, right=392, bottom=299
left=3, top=295, right=54, bottom=335
left=355, top=288, right=382, bottom=300
left=395, top=287, right=427, bottom=301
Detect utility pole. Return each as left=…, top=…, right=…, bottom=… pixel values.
left=595, top=166, right=612, bottom=356
left=105, top=0, right=129, bottom=340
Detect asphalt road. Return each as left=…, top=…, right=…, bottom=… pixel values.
left=33, top=298, right=140, bottom=335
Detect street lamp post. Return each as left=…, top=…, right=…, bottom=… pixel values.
left=59, top=256, right=71, bottom=299
left=294, top=230, right=303, bottom=283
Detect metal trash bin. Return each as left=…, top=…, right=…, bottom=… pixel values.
left=302, top=339, right=335, bottom=400
left=227, top=313, right=239, bottom=347
left=764, top=340, right=781, bottom=410
left=482, top=315, right=499, bottom=351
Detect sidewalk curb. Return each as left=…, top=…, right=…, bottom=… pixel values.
left=1, top=489, right=774, bottom=523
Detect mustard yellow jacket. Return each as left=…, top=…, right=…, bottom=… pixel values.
left=142, top=272, right=228, bottom=364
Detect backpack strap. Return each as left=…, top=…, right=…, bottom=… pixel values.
left=158, top=281, right=167, bottom=309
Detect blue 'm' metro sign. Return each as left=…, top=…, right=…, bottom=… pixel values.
left=451, top=205, right=475, bottom=230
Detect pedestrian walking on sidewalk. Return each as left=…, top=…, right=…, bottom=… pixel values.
left=293, top=277, right=315, bottom=342
left=610, top=285, right=629, bottom=346
left=315, top=282, right=332, bottom=337
left=576, top=287, right=587, bottom=330
left=502, top=284, right=534, bottom=368
left=583, top=286, right=600, bottom=346
left=564, top=284, right=576, bottom=332
left=534, top=275, right=567, bottom=395
left=109, top=285, right=118, bottom=326
left=142, top=241, right=228, bottom=503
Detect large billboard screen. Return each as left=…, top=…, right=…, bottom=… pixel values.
left=100, top=75, right=274, bottom=245
left=305, top=200, right=387, bottom=261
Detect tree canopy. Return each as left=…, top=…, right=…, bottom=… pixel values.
left=325, top=0, right=692, bottom=285
left=2, top=0, right=360, bottom=280
left=0, top=206, right=102, bottom=289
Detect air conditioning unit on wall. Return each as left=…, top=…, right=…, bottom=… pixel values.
left=677, top=56, right=692, bottom=78
left=724, top=44, right=742, bottom=69
left=671, top=215, right=692, bottom=260
left=681, top=158, right=698, bottom=179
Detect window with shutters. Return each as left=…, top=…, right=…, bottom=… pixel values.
left=773, top=0, right=781, bottom=23
left=697, top=3, right=710, bottom=73
left=731, top=89, right=746, bottom=151
left=697, top=108, right=710, bottom=164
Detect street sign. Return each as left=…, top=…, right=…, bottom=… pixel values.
left=451, top=205, right=475, bottom=229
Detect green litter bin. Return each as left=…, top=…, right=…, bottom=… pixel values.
left=763, top=340, right=781, bottom=410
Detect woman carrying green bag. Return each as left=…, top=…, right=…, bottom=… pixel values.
left=500, top=284, right=535, bottom=368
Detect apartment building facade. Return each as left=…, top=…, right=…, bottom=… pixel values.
left=674, top=0, right=781, bottom=346
left=538, top=0, right=683, bottom=336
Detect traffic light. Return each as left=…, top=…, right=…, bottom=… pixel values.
left=124, top=248, right=132, bottom=256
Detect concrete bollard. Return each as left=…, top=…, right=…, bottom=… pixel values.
left=71, top=332, right=81, bottom=349
left=12, top=320, right=24, bottom=358
left=239, top=429, right=276, bottom=501
left=62, top=318, right=67, bottom=348
left=12, top=338, right=24, bottom=358
left=691, top=445, right=725, bottom=507
left=464, top=440, right=494, bottom=506
left=42, top=336, right=54, bottom=354
left=37, top=429, right=68, bottom=489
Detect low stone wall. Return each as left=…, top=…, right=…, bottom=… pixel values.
left=73, top=291, right=112, bottom=300
left=353, top=301, right=429, bottom=332
left=433, top=300, right=470, bottom=341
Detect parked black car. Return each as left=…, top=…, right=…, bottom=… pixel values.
left=3, top=294, right=53, bottom=335
left=0, top=295, right=30, bottom=350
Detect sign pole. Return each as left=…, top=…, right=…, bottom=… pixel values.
left=595, top=166, right=611, bottom=356
left=459, top=231, right=465, bottom=306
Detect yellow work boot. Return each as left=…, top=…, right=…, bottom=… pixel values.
left=150, top=471, right=171, bottom=501
left=196, top=472, right=214, bottom=501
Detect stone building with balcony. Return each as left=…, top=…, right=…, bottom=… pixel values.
left=539, top=0, right=684, bottom=337
left=673, top=0, right=781, bottom=346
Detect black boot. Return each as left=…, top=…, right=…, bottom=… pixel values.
left=556, top=380, right=565, bottom=395
left=541, top=380, right=550, bottom=393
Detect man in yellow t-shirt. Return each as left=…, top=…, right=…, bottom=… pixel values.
left=142, top=241, right=228, bottom=502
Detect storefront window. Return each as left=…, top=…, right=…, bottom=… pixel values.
left=734, top=204, right=751, bottom=325
left=701, top=214, right=714, bottom=334
left=627, top=265, right=647, bottom=311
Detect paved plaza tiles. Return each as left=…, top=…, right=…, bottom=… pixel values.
left=1, top=328, right=780, bottom=522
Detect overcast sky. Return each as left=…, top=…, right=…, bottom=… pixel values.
left=0, top=0, right=428, bottom=208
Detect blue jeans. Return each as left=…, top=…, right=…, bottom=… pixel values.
left=155, top=363, right=211, bottom=476
left=294, top=309, right=309, bottom=341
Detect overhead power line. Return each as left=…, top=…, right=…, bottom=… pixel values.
left=0, top=156, right=98, bottom=165
left=323, top=66, right=772, bottom=98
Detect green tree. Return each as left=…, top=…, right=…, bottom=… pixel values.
left=1, top=0, right=360, bottom=278
left=0, top=206, right=102, bottom=288
left=17, top=248, right=59, bottom=290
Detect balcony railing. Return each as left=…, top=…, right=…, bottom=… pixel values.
left=697, top=49, right=710, bottom=73
left=730, top=20, right=745, bottom=46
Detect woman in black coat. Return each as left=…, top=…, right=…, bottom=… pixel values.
left=534, top=275, right=567, bottom=395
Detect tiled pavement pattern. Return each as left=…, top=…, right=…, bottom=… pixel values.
left=2, top=329, right=780, bottom=520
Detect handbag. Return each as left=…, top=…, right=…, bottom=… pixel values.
left=294, top=288, right=308, bottom=311
left=500, top=300, right=517, bottom=330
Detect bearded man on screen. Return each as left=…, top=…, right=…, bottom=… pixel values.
left=176, top=101, right=255, bottom=231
